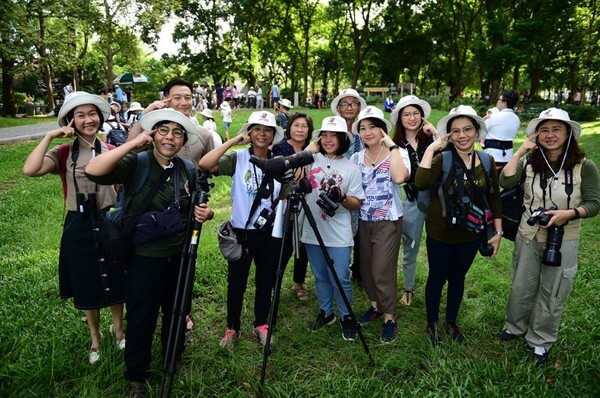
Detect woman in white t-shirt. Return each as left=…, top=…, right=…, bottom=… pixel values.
left=199, top=108, right=221, bottom=147
left=302, top=116, right=364, bottom=341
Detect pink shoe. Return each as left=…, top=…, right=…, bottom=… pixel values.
left=253, top=324, right=272, bottom=346
left=219, top=328, right=241, bottom=350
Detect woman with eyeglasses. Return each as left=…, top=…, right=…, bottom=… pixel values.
left=273, top=112, right=313, bottom=301
left=199, top=111, right=284, bottom=350
left=415, top=105, right=502, bottom=346
left=498, top=108, right=600, bottom=365
left=85, top=109, right=213, bottom=396
left=391, top=95, right=439, bottom=307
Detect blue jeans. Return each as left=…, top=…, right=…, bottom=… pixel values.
left=401, top=198, right=426, bottom=290
left=305, top=244, right=352, bottom=318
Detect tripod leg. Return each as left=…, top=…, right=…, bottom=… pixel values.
left=259, top=199, right=294, bottom=390
left=299, top=195, right=375, bottom=366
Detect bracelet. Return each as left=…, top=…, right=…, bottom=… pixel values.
left=572, top=208, right=580, bottom=220
left=388, top=145, right=400, bottom=151
left=494, top=230, right=504, bottom=236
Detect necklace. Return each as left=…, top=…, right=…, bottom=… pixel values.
left=540, top=148, right=569, bottom=190
left=364, top=146, right=384, bottom=167
left=325, top=154, right=337, bottom=169
left=76, top=134, right=98, bottom=156
left=404, top=134, right=418, bottom=149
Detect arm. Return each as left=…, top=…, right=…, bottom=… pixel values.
left=23, top=120, right=75, bottom=177
left=380, top=131, right=409, bottom=184
left=501, top=132, right=537, bottom=178
left=86, top=132, right=153, bottom=176
left=126, top=98, right=172, bottom=142
left=198, top=134, right=248, bottom=173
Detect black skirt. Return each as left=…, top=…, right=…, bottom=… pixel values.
left=58, top=211, right=126, bottom=309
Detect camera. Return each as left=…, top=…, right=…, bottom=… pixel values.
left=249, top=150, right=315, bottom=182
left=253, top=207, right=274, bottom=231
left=527, top=206, right=556, bottom=226
left=448, top=196, right=470, bottom=228
left=317, top=192, right=339, bottom=217
left=542, top=225, right=564, bottom=267
left=479, top=224, right=494, bottom=257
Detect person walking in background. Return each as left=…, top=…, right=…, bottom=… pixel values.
left=384, top=94, right=395, bottom=113
left=271, top=81, right=280, bottom=108
left=216, top=83, right=224, bottom=108
left=302, top=116, right=365, bottom=341
left=415, top=105, right=503, bottom=346
left=391, top=95, right=439, bottom=306
left=220, top=101, right=233, bottom=141
left=351, top=106, right=411, bottom=344
left=22, top=92, right=126, bottom=365
left=319, top=86, right=328, bottom=109
left=114, top=84, right=124, bottom=104
left=498, top=108, right=600, bottom=365
left=85, top=108, right=213, bottom=397
left=276, top=99, right=293, bottom=130
left=256, top=84, right=264, bottom=109
left=483, top=90, right=521, bottom=170
left=63, top=82, right=74, bottom=98
left=247, top=86, right=257, bottom=109
left=273, top=112, right=314, bottom=302
left=200, top=108, right=222, bottom=148
left=198, top=111, right=285, bottom=350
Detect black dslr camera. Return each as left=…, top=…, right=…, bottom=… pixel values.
left=448, top=196, right=470, bottom=228
left=76, top=192, right=96, bottom=214
left=526, top=206, right=556, bottom=226
left=526, top=206, right=564, bottom=267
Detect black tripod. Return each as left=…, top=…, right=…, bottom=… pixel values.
left=159, top=171, right=213, bottom=398
left=259, top=179, right=375, bottom=391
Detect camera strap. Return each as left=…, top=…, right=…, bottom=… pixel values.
left=538, top=168, right=573, bottom=209
left=71, top=138, right=101, bottom=197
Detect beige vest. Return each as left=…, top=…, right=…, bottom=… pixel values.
left=519, top=162, right=582, bottom=243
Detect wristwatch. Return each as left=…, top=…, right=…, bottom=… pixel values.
left=494, top=230, right=504, bottom=236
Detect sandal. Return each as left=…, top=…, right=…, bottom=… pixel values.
left=186, top=315, right=195, bottom=331
left=401, top=289, right=414, bottom=306
left=292, top=284, right=309, bottom=301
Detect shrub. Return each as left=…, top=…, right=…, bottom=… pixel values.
left=561, top=104, right=600, bottom=122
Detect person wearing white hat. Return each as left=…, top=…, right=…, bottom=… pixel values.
left=349, top=106, right=410, bottom=344
left=247, top=86, right=257, bottom=108
left=127, top=78, right=216, bottom=167
left=276, top=98, right=293, bottom=130
left=415, top=105, right=503, bottom=346
left=199, top=111, right=284, bottom=350
left=390, top=95, right=439, bottom=307
left=23, top=91, right=126, bottom=365
left=499, top=108, right=600, bottom=365
left=300, top=116, right=364, bottom=340
left=330, top=88, right=368, bottom=158
left=85, top=108, right=212, bottom=394
left=220, top=100, right=233, bottom=140
left=199, top=108, right=222, bottom=148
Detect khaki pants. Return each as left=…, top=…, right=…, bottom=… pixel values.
left=504, top=233, right=579, bottom=350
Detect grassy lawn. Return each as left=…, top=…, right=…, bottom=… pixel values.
left=0, top=116, right=56, bottom=128
left=1, top=108, right=599, bottom=396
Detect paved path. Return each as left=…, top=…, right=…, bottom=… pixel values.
left=0, top=122, right=57, bottom=145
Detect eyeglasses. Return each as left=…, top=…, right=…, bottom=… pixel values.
left=170, top=95, right=194, bottom=102
left=250, top=126, right=275, bottom=134
left=449, top=125, right=476, bottom=135
left=497, top=97, right=505, bottom=102
left=401, top=111, right=421, bottom=119
left=156, top=125, right=185, bottom=138
left=338, top=101, right=360, bottom=109
left=537, top=126, right=566, bottom=135
left=291, top=123, right=309, bottom=130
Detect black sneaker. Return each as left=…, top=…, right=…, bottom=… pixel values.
left=308, top=310, right=336, bottom=332
left=357, top=306, right=384, bottom=325
left=340, top=315, right=357, bottom=341
left=426, top=324, right=441, bottom=346
left=444, top=321, right=466, bottom=344
left=380, top=320, right=397, bottom=344
left=127, top=381, right=147, bottom=398
left=499, top=329, right=519, bottom=342
left=531, top=346, right=550, bottom=366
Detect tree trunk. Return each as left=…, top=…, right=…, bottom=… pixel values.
left=1, top=57, right=16, bottom=117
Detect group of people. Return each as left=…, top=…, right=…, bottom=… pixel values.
left=22, top=80, right=599, bottom=396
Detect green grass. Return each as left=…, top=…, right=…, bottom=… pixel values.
left=1, top=109, right=599, bottom=397
left=0, top=116, right=56, bottom=128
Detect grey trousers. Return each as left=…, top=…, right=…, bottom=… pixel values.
left=504, top=233, right=579, bottom=350
left=400, top=198, right=426, bottom=290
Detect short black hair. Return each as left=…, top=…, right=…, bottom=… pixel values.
left=359, top=117, right=388, bottom=148
left=318, top=131, right=351, bottom=156
left=446, top=116, right=480, bottom=134
left=67, top=105, right=105, bottom=132
left=284, top=112, right=313, bottom=147
left=152, top=120, right=188, bottom=144
left=501, top=90, right=519, bottom=109
left=163, top=78, right=193, bottom=96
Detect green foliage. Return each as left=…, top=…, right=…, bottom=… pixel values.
left=561, top=105, right=600, bottom=122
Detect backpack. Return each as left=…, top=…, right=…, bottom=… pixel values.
left=417, top=150, right=493, bottom=216
left=105, top=121, right=128, bottom=146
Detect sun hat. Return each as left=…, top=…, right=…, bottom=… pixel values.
left=436, top=105, right=487, bottom=141
left=390, top=95, right=432, bottom=125
left=128, top=102, right=144, bottom=112
left=312, top=116, right=354, bottom=143
left=351, top=105, right=392, bottom=134
left=220, top=101, right=230, bottom=110
left=199, top=108, right=214, bottom=119
left=237, top=111, right=284, bottom=143
left=58, top=91, right=111, bottom=126
left=140, top=108, right=198, bottom=145
left=526, top=107, right=581, bottom=140
left=487, top=106, right=500, bottom=114
left=278, top=98, right=294, bottom=109
left=110, top=101, right=122, bottom=111
left=330, top=88, right=367, bottom=116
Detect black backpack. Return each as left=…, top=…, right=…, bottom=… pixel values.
left=106, top=121, right=128, bottom=146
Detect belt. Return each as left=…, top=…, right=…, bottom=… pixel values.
left=483, top=139, right=513, bottom=150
